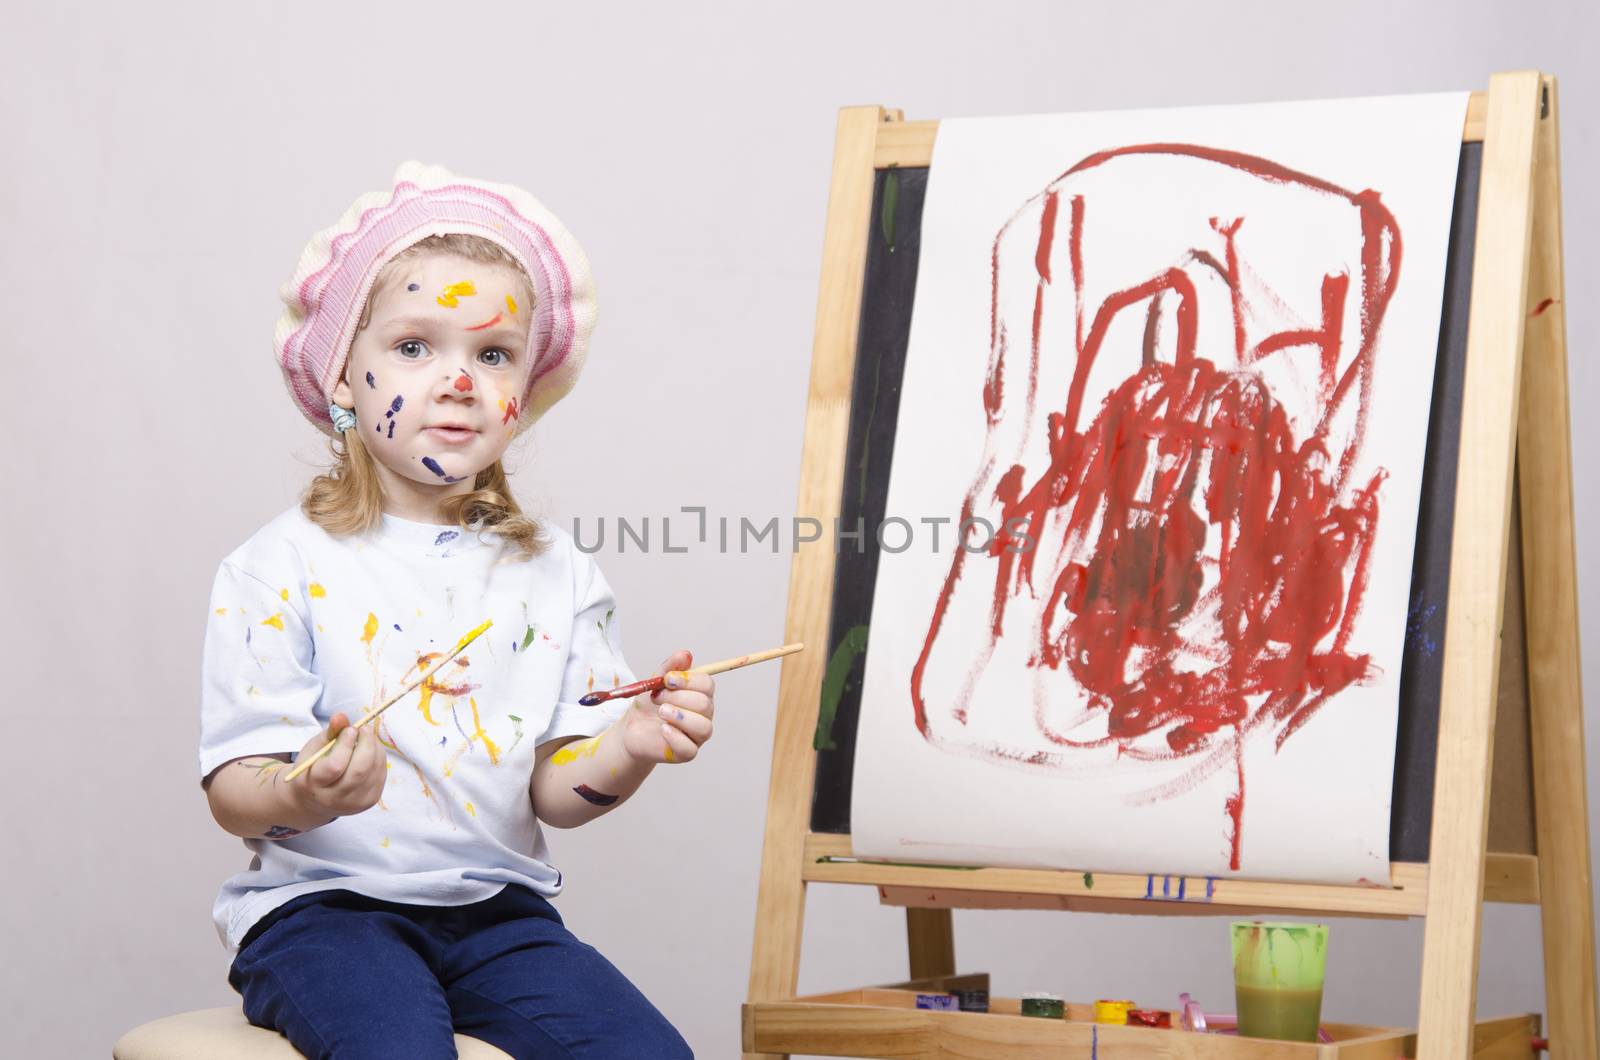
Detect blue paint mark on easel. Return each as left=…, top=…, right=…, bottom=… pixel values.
left=1161, top=875, right=1171, bottom=898
left=1143, top=875, right=1154, bottom=899
left=1206, top=877, right=1217, bottom=900
left=1091, top=1024, right=1098, bottom=1058
left=1178, top=877, right=1187, bottom=900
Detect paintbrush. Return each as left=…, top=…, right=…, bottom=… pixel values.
left=577, top=642, right=805, bottom=706
left=284, top=619, right=494, bottom=782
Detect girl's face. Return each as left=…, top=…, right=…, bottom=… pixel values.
left=333, top=253, right=536, bottom=493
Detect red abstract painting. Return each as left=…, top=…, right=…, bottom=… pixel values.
left=911, top=145, right=1402, bottom=871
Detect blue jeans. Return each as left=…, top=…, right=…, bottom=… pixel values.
left=228, top=886, right=693, bottom=1059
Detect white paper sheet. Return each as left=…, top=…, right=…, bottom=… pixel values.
left=850, top=92, right=1470, bottom=884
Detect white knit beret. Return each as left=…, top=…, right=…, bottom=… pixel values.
left=273, top=161, right=596, bottom=437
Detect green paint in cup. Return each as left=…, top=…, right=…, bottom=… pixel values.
left=1231, top=921, right=1328, bottom=1042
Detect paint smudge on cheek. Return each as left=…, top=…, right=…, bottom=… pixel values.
left=499, top=397, right=520, bottom=425
left=365, top=371, right=376, bottom=389
left=422, top=456, right=448, bottom=478
left=387, top=421, right=395, bottom=439
left=386, top=396, right=403, bottom=419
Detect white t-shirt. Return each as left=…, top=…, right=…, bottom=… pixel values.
left=198, top=506, right=635, bottom=951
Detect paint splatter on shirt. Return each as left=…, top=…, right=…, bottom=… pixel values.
left=197, top=506, right=636, bottom=952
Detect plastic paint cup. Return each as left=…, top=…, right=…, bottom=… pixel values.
left=1019, top=992, right=1065, bottom=1019
left=1231, top=921, right=1329, bottom=1042
left=1094, top=999, right=1136, bottom=1024
left=952, top=989, right=989, bottom=1013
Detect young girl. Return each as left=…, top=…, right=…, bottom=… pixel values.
left=199, top=162, right=706, bottom=1059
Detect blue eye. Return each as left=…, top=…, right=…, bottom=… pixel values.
left=398, top=339, right=428, bottom=359
left=479, top=348, right=510, bottom=367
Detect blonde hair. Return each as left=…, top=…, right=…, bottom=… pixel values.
left=301, top=233, right=550, bottom=558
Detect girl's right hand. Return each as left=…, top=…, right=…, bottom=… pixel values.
left=290, top=712, right=387, bottom=818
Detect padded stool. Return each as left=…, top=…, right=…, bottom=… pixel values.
left=113, top=1005, right=513, bottom=1058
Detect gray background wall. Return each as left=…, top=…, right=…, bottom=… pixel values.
left=2, top=2, right=1594, bottom=1056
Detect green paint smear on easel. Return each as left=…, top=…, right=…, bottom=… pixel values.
left=1083, top=873, right=1094, bottom=889
left=880, top=165, right=899, bottom=252
left=815, top=623, right=869, bottom=750
left=856, top=342, right=886, bottom=509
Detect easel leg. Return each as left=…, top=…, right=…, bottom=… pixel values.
left=1417, top=70, right=1544, bottom=1060
left=1517, top=75, right=1599, bottom=1059
left=907, top=908, right=956, bottom=980
left=744, top=104, right=892, bottom=1060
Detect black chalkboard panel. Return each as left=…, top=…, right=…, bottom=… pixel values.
left=809, top=146, right=1483, bottom=865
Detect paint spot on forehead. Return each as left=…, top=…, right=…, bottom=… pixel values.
left=505, top=294, right=518, bottom=315
left=437, top=280, right=476, bottom=308
left=407, top=283, right=420, bottom=292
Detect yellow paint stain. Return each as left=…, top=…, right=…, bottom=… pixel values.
left=663, top=741, right=676, bottom=763
left=215, top=607, right=227, bottom=616
left=279, top=588, right=290, bottom=601
left=587, top=668, right=594, bottom=693
left=316, top=624, right=324, bottom=633
left=261, top=613, right=285, bottom=630
left=247, top=685, right=261, bottom=697
left=381, top=837, right=390, bottom=848
left=465, top=801, right=477, bottom=817
left=505, top=294, right=518, bottom=315
left=550, top=736, right=603, bottom=766
left=467, top=697, right=500, bottom=765
left=361, top=612, right=379, bottom=644
left=416, top=608, right=423, bottom=617
left=409, top=652, right=444, bottom=725
left=309, top=582, right=326, bottom=598
left=454, top=619, right=493, bottom=652
left=436, top=280, right=477, bottom=308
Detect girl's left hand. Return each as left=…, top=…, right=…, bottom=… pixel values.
left=622, top=649, right=714, bottom=764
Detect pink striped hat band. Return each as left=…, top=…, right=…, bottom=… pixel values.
left=273, top=161, right=596, bottom=437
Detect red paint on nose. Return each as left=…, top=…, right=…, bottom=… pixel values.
left=454, top=374, right=474, bottom=393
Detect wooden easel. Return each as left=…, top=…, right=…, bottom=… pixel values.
left=743, top=72, right=1595, bottom=1058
